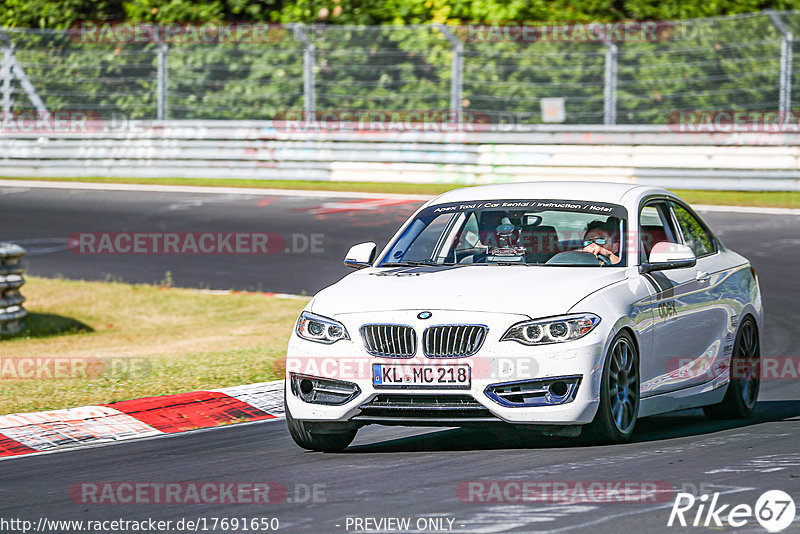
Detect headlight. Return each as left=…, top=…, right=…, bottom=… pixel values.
left=501, top=314, right=601, bottom=346
left=295, top=311, right=350, bottom=344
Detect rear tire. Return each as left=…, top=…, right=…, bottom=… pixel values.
left=286, top=407, right=357, bottom=452
left=587, top=331, right=640, bottom=444
left=703, top=317, right=760, bottom=420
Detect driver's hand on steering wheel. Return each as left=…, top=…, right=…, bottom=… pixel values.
left=583, top=242, right=620, bottom=265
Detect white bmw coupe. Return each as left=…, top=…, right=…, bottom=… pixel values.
left=285, top=182, right=763, bottom=451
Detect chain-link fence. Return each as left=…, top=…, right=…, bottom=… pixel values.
left=1, top=11, right=799, bottom=124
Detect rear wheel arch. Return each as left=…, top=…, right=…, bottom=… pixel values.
left=703, top=314, right=760, bottom=420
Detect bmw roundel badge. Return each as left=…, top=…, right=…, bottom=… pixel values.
left=417, top=311, right=433, bottom=320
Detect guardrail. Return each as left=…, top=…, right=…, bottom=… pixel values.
left=0, top=242, right=27, bottom=335
left=2, top=121, right=800, bottom=190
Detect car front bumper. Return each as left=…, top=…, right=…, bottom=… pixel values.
left=285, top=310, right=609, bottom=427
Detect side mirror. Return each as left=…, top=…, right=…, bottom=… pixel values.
left=343, top=242, right=377, bottom=269
left=640, top=242, right=696, bottom=273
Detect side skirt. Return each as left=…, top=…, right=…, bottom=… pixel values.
left=639, top=374, right=729, bottom=418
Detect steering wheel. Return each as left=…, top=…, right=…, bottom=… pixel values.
left=597, top=253, right=612, bottom=266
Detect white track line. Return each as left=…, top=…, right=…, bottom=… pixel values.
left=0, top=179, right=434, bottom=201
left=3, top=179, right=799, bottom=214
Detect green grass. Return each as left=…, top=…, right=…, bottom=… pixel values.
left=671, top=189, right=800, bottom=209
left=0, top=175, right=454, bottom=196
left=3, top=176, right=800, bottom=207
left=0, top=276, right=308, bottom=414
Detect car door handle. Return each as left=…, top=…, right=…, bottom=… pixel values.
left=696, top=270, right=711, bottom=283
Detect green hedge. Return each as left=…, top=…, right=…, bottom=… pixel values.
left=3, top=11, right=799, bottom=123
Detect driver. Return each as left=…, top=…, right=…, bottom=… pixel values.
left=582, top=219, right=621, bottom=265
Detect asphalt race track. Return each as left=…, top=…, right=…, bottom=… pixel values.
left=2, top=184, right=800, bottom=533
left=0, top=185, right=423, bottom=294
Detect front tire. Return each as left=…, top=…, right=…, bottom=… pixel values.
left=286, top=407, right=357, bottom=452
left=588, top=331, right=640, bottom=444
left=703, top=317, right=760, bottom=420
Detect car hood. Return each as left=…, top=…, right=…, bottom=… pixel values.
left=311, top=265, right=627, bottom=318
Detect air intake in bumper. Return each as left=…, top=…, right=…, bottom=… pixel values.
left=290, top=374, right=361, bottom=406
left=353, top=394, right=499, bottom=424
left=485, top=375, right=581, bottom=407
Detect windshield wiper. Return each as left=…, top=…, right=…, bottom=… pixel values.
left=380, top=260, right=455, bottom=267
left=406, top=260, right=443, bottom=266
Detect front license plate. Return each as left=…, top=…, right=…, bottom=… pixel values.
left=372, top=363, right=471, bottom=389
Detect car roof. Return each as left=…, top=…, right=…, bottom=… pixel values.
left=429, top=181, right=675, bottom=208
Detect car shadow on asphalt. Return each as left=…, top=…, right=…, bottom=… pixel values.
left=342, top=400, right=800, bottom=453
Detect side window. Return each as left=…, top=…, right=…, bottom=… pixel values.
left=671, top=203, right=716, bottom=257
left=639, top=201, right=680, bottom=262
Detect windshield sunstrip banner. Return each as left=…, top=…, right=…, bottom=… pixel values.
left=424, top=199, right=628, bottom=219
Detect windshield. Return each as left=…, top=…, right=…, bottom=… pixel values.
left=379, top=199, right=628, bottom=267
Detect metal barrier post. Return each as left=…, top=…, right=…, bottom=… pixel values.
left=603, top=42, right=618, bottom=126
left=437, top=25, right=463, bottom=120
left=1, top=45, right=12, bottom=113
left=766, top=10, right=793, bottom=118
left=157, top=42, right=169, bottom=120
left=292, top=24, right=316, bottom=116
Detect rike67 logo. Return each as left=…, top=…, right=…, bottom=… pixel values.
left=668, top=490, right=796, bottom=532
